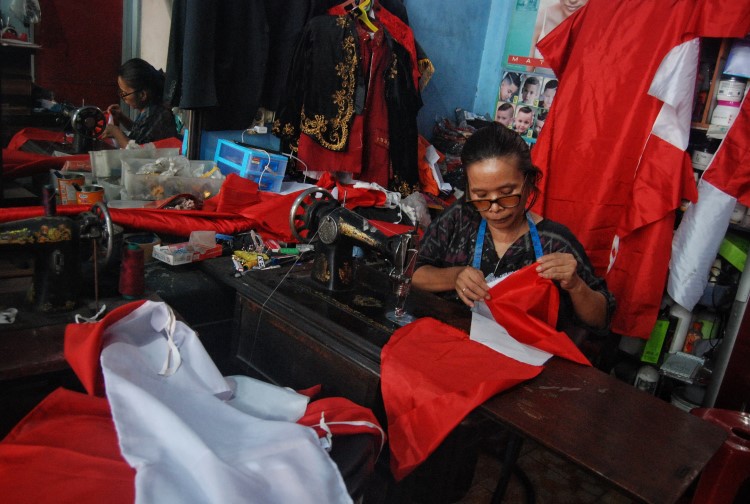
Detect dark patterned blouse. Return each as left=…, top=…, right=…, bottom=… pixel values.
left=415, top=200, right=616, bottom=336
left=128, top=104, right=178, bottom=145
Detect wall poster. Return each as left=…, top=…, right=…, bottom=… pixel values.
left=495, top=0, right=588, bottom=143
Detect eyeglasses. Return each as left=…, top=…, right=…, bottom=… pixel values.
left=118, top=88, right=139, bottom=99
left=466, top=193, right=523, bottom=212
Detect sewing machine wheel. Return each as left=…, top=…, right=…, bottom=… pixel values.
left=289, top=187, right=337, bottom=243
left=90, top=201, right=115, bottom=267
left=70, top=105, right=106, bottom=138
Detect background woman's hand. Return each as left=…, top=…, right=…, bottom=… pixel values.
left=106, top=104, right=122, bottom=125
left=455, top=266, right=490, bottom=307
left=100, top=123, right=120, bottom=139
left=536, top=252, right=582, bottom=291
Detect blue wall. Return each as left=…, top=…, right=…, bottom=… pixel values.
left=404, top=0, right=513, bottom=136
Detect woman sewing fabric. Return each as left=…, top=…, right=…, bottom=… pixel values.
left=412, top=123, right=615, bottom=337
left=101, top=58, right=178, bottom=148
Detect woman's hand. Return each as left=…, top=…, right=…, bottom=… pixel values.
left=455, top=266, right=490, bottom=307
left=535, top=252, right=582, bottom=291
left=100, top=123, right=120, bottom=139
left=536, top=252, right=608, bottom=329
left=100, top=123, right=128, bottom=148
left=106, top=104, right=123, bottom=125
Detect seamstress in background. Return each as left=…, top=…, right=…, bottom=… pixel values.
left=101, top=58, right=178, bottom=148
left=412, top=123, right=615, bottom=337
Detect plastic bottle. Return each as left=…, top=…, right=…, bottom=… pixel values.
left=668, top=302, right=693, bottom=354
left=634, top=365, right=660, bottom=395
left=683, top=321, right=704, bottom=354
left=641, top=301, right=672, bottom=364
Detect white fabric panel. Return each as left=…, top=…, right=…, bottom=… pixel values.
left=669, top=181, right=734, bottom=310
left=649, top=38, right=699, bottom=150
left=225, top=375, right=309, bottom=422
left=100, top=301, right=352, bottom=504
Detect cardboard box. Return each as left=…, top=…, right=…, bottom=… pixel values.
left=152, top=242, right=222, bottom=266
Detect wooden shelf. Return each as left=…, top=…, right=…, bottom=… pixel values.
left=691, top=38, right=732, bottom=129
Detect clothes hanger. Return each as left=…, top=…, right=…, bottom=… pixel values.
left=353, top=0, right=378, bottom=33
left=339, top=0, right=378, bottom=33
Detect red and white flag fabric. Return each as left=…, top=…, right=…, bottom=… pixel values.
left=381, top=318, right=543, bottom=481
left=532, top=0, right=750, bottom=339
left=669, top=96, right=750, bottom=310
left=381, top=265, right=590, bottom=481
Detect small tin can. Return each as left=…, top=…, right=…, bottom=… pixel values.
left=76, top=184, right=105, bottom=205
left=57, top=174, right=85, bottom=205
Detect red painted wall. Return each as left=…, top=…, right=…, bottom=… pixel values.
left=34, top=0, right=122, bottom=110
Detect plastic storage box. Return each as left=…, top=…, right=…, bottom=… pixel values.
left=90, top=147, right=180, bottom=180
left=122, top=158, right=224, bottom=201
left=213, top=139, right=288, bottom=192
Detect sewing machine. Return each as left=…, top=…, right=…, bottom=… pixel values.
left=0, top=197, right=115, bottom=312
left=18, top=105, right=113, bottom=156
left=65, top=105, right=107, bottom=154
left=289, top=187, right=419, bottom=324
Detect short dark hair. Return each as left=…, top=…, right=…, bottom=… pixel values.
left=523, top=76, right=540, bottom=89
left=461, top=123, right=542, bottom=209
left=544, top=79, right=558, bottom=91
left=118, top=58, right=165, bottom=106
left=517, top=105, right=534, bottom=116
left=497, top=102, right=514, bottom=113
left=503, top=72, right=521, bottom=88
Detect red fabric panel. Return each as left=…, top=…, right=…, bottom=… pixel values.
left=486, top=264, right=590, bottom=366
left=203, top=173, right=261, bottom=212
left=381, top=318, right=542, bottom=481
left=64, top=300, right=146, bottom=396
left=2, top=128, right=182, bottom=180
left=608, top=216, right=676, bottom=338
left=531, top=0, right=750, bottom=338
left=0, top=388, right=135, bottom=504
left=298, top=396, right=385, bottom=444
left=703, top=97, right=750, bottom=207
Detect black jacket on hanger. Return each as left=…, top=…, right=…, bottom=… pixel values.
left=273, top=12, right=422, bottom=188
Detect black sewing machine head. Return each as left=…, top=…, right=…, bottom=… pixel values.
left=289, top=187, right=419, bottom=292
left=0, top=195, right=115, bottom=312
left=65, top=105, right=107, bottom=154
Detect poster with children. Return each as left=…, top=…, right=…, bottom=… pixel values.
left=494, top=0, right=587, bottom=143
left=495, top=73, right=557, bottom=142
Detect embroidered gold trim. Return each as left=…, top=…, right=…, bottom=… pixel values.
left=300, top=27, right=357, bottom=152
left=388, top=53, right=398, bottom=80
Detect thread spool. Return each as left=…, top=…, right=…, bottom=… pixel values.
left=42, top=184, right=57, bottom=216
left=119, top=243, right=145, bottom=299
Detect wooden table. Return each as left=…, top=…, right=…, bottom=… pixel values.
left=201, top=257, right=727, bottom=504
left=484, top=358, right=724, bottom=503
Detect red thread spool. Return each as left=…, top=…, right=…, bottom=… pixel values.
left=119, top=243, right=145, bottom=299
